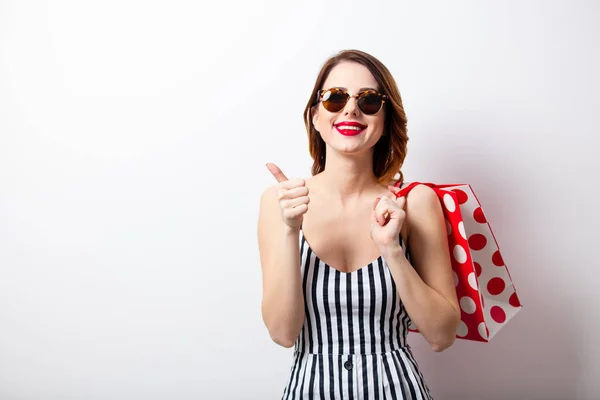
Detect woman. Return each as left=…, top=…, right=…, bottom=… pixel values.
left=258, top=49, right=460, bottom=399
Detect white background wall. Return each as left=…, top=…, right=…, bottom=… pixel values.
left=1, top=1, right=598, bottom=399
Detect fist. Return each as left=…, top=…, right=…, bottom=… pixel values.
left=370, top=186, right=407, bottom=248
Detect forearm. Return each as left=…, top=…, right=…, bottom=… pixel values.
left=261, top=226, right=305, bottom=347
left=382, top=245, right=460, bottom=351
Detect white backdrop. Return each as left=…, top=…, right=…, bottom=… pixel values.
left=1, top=1, right=599, bottom=399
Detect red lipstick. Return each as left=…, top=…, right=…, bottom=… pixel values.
left=334, top=121, right=367, bottom=136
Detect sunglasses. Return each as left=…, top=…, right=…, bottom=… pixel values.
left=316, top=87, right=388, bottom=115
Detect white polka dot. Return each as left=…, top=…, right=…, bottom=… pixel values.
left=446, top=219, right=452, bottom=235
left=478, top=322, right=488, bottom=339
left=460, top=296, right=477, bottom=314
left=453, top=271, right=459, bottom=287
left=456, top=321, right=468, bottom=337
left=453, top=245, right=467, bottom=264
left=443, top=194, right=456, bottom=212
left=468, top=272, right=478, bottom=290
left=458, top=221, right=466, bottom=240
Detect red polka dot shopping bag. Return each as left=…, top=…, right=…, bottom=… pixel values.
left=394, top=182, right=522, bottom=342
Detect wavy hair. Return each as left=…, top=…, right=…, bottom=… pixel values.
left=304, top=49, right=408, bottom=184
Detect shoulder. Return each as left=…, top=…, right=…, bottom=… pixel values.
left=260, top=183, right=278, bottom=202
left=259, top=184, right=279, bottom=218
left=402, top=183, right=443, bottom=235
left=404, top=183, right=439, bottom=208
left=390, top=181, right=439, bottom=210
left=258, top=185, right=280, bottom=235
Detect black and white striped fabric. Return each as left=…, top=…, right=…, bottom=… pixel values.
left=281, top=230, right=433, bottom=400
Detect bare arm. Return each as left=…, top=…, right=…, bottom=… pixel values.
left=257, top=165, right=309, bottom=348
left=381, top=184, right=460, bottom=352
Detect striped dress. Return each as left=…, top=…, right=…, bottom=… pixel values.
left=281, top=229, right=433, bottom=400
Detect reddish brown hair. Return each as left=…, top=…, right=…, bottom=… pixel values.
left=304, top=49, right=408, bottom=184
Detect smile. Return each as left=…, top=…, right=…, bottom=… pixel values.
left=334, top=122, right=367, bottom=136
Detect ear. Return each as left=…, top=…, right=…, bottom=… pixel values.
left=312, top=106, right=319, bottom=128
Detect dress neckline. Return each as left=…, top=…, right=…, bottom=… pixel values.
left=299, top=229, right=383, bottom=275
left=297, top=181, right=403, bottom=275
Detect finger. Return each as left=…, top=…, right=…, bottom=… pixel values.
left=373, top=195, right=382, bottom=210
left=281, top=195, right=310, bottom=209
left=374, top=199, right=388, bottom=225
left=372, top=207, right=389, bottom=226
left=266, top=163, right=288, bottom=183
left=276, top=181, right=307, bottom=201
left=278, top=185, right=309, bottom=200
left=283, top=204, right=308, bottom=219
left=375, top=197, right=398, bottom=224
left=396, top=195, right=406, bottom=210
left=385, top=186, right=407, bottom=209
left=388, top=185, right=402, bottom=197
left=373, top=191, right=394, bottom=209
left=373, top=190, right=395, bottom=210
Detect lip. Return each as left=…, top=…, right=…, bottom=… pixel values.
left=334, top=121, right=367, bottom=128
left=334, top=121, right=367, bottom=136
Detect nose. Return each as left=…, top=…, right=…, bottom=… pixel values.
left=343, top=95, right=359, bottom=116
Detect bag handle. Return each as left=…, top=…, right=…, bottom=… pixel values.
left=393, top=181, right=435, bottom=197
left=393, top=181, right=466, bottom=197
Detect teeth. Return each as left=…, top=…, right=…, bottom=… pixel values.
left=337, top=126, right=363, bottom=130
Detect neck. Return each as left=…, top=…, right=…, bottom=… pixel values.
left=316, top=149, right=381, bottom=202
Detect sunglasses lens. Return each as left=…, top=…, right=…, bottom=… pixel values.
left=321, top=89, right=348, bottom=112
left=358, top=93, right=383, bottom=115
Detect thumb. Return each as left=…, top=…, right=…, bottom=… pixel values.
left=266, top=163, right=289, bottom=183
left=388, top=185, right=402, bottom=197
left=395, top=195, right=407, bottom=210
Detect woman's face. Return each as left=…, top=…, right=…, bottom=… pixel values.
left=312, top=61, right=386, bottom=156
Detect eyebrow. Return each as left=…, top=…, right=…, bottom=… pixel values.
left=335, top=86, right=379, bottom=92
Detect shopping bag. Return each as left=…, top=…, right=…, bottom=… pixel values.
left=393, top=181, right=522, bottom=342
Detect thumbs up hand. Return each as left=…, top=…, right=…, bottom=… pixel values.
left=266, top=163, right=310, bottom=230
